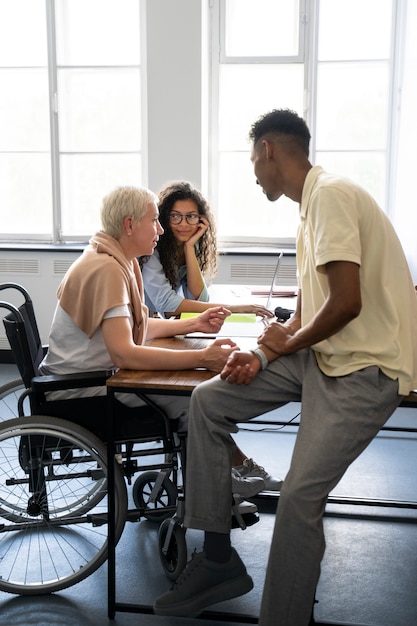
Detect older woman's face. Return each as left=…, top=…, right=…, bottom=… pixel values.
left=131, top=201, right=163, bottom=256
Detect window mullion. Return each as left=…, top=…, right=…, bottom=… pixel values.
left=302, top=0, right=318, bottom=154
left=208, top=0, right=221, bottom=219
left=385, top=0, right=407, bottom=219
left=45, top=0, right=62, bottom=243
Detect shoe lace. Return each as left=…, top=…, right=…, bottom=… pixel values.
left=244, top=458, right=267, bottom=478
left=171, top=548, right=203, bottom=590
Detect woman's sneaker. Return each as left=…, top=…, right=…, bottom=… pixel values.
left=232, top=495, right=259, bottom=529
left=238, top=458, right=282, bottom=491
left=153, top=548, right=253, bottom=617
left=231, top=467, right=265, bottom=497
left=233, top=495, right=258, bottom=516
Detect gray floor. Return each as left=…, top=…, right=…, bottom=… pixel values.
left=0, top=363, right=416, bottom=626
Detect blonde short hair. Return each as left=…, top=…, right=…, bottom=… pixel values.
left=101, top=186, right=158, bottom=239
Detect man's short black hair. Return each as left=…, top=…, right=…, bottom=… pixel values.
left=249, top=108, right=311, bottom=156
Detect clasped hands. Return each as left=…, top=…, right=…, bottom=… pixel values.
left=220, top=320, right=293, bottom=385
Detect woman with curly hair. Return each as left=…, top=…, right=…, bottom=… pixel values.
left=140, top=181, right=281, bottom=498
left=140, top=180, right=272, bottom=320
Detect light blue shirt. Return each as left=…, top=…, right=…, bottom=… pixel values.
left=141, top=249, right=209, bottom=317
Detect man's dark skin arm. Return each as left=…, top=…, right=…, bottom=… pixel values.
left=220, top=261, right=361, bottom=385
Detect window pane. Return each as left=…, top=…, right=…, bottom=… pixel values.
left=60, top=154, right=142, bottom=237
left=316, top=62, right=389, bottom=150
left=319, top=0, right=392, bottom=60
left=0, top=69, right=50, bottom=151
left=0, top=0, right=47, bottom=67
left=0, top=154, right=53, bottom=235
left=316, top=151, right=386, bottom=209
left=58, top=69, right=141, bottom=152
left=219, top=64, right=304, bottom=150
left=224, top=0, right=299, bottom=57
left=218, top=153, right=299, bottom=240
left=217, top=64, right=303, bottom=241
left=56, top=0, right=140, bottom=66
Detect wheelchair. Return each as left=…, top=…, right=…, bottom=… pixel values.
left=0, top=282, right=188, bottom=595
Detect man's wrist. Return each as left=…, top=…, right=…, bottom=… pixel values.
left=250, top=347, right=268, bottom=370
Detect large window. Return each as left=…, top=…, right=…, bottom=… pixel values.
left=0, top=0, right=142, bottom=242
left=1, top=0, right=416, bottom=272
left=211, top=0, right=416, bottom=249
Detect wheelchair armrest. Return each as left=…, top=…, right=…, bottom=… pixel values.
left=31, top=370, right=116, bottom=392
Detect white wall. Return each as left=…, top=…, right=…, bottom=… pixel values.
left=145, top=0, right=205, bottom=192
left=0, top=250, right=81, bottom=350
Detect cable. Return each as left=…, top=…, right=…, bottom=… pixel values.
left=239, top=411, right=301, bottom=432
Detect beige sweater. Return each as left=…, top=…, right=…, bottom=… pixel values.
left=57, top=231, right=148, bottom=344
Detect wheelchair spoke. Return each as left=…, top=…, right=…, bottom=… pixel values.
left=0, top=416, right=127, bottom=594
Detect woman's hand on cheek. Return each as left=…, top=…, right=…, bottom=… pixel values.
left=185, top=217, right=209, bottom=247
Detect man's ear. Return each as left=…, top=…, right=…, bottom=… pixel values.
left=262, top=138, right=274, bottom=160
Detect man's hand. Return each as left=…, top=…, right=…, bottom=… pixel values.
left=257, top=321, right=293, bottom=356
left=220, top=350, right=262, bottom=385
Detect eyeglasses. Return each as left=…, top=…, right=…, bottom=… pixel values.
left=169, top=213, right=200, bottom=225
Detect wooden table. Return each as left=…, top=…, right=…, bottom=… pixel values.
left=107, top=336, right=216, bottom=395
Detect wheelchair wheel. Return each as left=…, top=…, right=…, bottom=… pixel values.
left=0, top=379, right=26, bottom=422
left=0, top=382, right=106, bottom=519
left=132, top=470, right=177, bottom=522
left=0, top=415, right=127, bottom=595
left=158, top=517, right=187, bottom=581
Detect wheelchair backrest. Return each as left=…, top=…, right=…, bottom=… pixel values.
left=0, top=283, right=44, bottom=389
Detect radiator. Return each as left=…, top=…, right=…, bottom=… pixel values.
left=0, top=250, right=81, bottom=350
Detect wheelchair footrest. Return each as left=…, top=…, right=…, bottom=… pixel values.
left=231, top=512, right=260, bottom=529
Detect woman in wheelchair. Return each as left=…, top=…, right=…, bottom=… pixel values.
left=39, top=185, right=279, bottom=503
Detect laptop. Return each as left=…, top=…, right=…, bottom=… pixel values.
left=184, top=251, right=286, bottom=338
left=251, top=251, right=296, bottom=325
left=265, top=251, right=284, bottom=312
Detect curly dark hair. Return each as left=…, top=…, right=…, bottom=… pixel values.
left=249, top=108, right=311, bottom=157
left=141, top=181, right=217, bottom=289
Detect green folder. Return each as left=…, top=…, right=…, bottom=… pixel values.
left=180, top=312, right=256, bottom=323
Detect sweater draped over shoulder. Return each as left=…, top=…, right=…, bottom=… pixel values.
left=57, top=231, right=148, bottom=344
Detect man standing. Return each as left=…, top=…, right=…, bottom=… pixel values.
left=154, top=109, right=417, bottom=625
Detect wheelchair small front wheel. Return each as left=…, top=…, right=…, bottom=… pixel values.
left=158, top=517, right=187, bottom=581
left=132, top=470, right=177, bottom=522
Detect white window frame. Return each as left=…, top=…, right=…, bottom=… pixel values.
left=209, top=0, right=408, bottom=247
left=0, top=0, right=145, bottom=244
